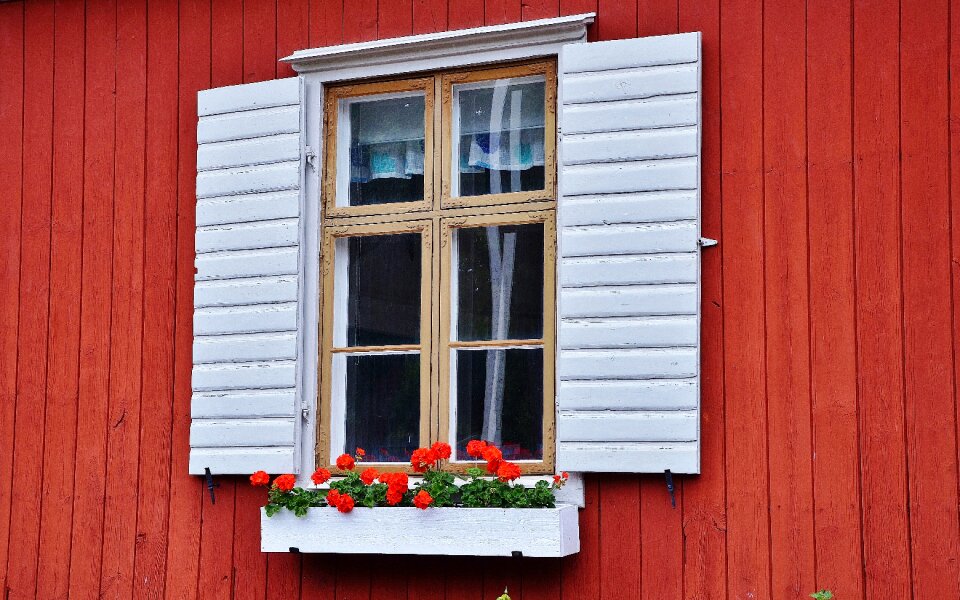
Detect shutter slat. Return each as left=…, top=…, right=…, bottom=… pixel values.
left=190, top=77, right=303, bottom=475
left=557, top=33, right=702, bottom=474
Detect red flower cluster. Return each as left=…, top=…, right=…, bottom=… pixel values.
left=379, top=472, right=409, bottom=505
left=311, top=468, right=331, bottom=485
left=413, top=489, right=433, bottom=510
left=336, top=453, right=355, bottom=471
left=360, top=467, right=379, bottom=485
left=249, top=470, right=270, bottom=487
left=552, top=471, right=570, bottom=486
left=273, top=474, right=297, bottom=492
left=409, top=442, right=451, bottom=473
left=465, top=440, right=521, bottom=481
left=326, top=489, right=355, bottom=512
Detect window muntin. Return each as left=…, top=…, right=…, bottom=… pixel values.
left=320, top=61, right=556, bottom=475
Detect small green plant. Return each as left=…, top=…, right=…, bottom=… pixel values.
left=810, top=590, right=833, bottom=600
left=495, top=588, right=511, bottom=600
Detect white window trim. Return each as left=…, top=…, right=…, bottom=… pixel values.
left=289, top=13, right=595, bottom=507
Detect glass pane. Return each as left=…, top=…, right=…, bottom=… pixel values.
left=344, top=352, right=420, bottom=462
left=344, top=93, right=425, bottom=206
left=456, top=223, right=543, bottom=341
left=454, top=347, right=543, bottom=461
left=455, top=76, right=545, bottom=197
left=344, top=233, right=420, bottom=346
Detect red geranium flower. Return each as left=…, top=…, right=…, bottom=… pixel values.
left=311, top=468, right=331, bottom=485
left=410, top=447, right=438, bottom=473
left=360, top=467, right=379, bottom=485
left=273, top=474, right=296, bottom=492
left=482, top=445, right=503, bottom=473
left=497, top=461, right=521, bottom=482
left=355, top=447, right=366, bottom=458
left=431, top=441, right=452, bottom=460
left=562, top=471, right=569, bottom=479
left=553, top=474, right=562, bottom=484
left=413, top=489, right=433, bottom=510
left=386, top=489, right=404, bottom=506
left=326, top=489, right=341, bottom=508
left=336, top=453, right=356, bottom=471
left=466, top=439, right=487, bottom=458
left=249, top=470, right=270, bottom=487
left=380, top=472, right=409, bottom=494
left=337, top=494, right=355, bottom=513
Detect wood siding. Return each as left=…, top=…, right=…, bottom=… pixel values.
left=0, top=0, right=957, bottom=598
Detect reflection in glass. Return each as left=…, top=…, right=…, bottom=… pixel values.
left=344, top=352, right=420, bottom=462
left=456, top=223, right=544, bottom=341
left=344, top=233, right=420, bottom=346
left=455, top=77, right=546, bottom=197
left=345, top=93, right=426, bottom=206
left=455, top=348, right=543, bottom=461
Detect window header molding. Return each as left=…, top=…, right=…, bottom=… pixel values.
left=282, top=13, right=595, bottom=80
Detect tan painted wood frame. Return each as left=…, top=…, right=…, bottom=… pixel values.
left=318, top=219, right=434, bottom=475
left=322, top=77, right=436, bottom=218
left=438, top=210, right=557, bottom=475
left=440, top=60, right=557, bottom=210
left=317, top=60, right=558, bottom=475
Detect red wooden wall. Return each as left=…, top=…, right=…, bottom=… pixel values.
left=1, top=0, right=958, bottom=598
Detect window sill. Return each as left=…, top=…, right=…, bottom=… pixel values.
left=260, top=504, right=580, bottom=557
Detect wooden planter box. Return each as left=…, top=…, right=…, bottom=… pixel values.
left=260, top=504, right=580, bottom=557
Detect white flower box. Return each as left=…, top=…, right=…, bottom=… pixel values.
left=260, top=504, right=580, bottom=557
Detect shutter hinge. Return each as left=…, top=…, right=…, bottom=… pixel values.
left=698, top=237, right=718, bottom=248
left=304, top=146, right=318, bottom=171
left=301, top=405, right=310, bottom=420
left=204, top=467, right=220, bottom=505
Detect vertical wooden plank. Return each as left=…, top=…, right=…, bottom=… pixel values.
left=561, top=476, right=599, bottom=599
left=35, top=0, right=85, bottom=597
left=278, top=0, right=309, bottom=76
left=637, top=0, right=677, bottom=35
left=266, top=554, right=302, bottom=600
left=300, top=555, right=336, bottom=600
left=639, top=480, right=682, bottom=600
left=100, top=0, right=146, bottom=594
left=244, top=0, right=279, bottom=80
left=762, top=0, right=816, bottom=597
left=521, top=0, right=559, bottom=21
left=309, top=0, right=343, bottom=46
left=806, top=0, right=865, bottom=597
left=132, top=0, right=180, bottom=595
left=443, top=556, right=484, bottom=600
left=484, top=557, right=522, bottom=600
left=719, top=0, right=770, bottom=598
left=521, top=557, right=561, bottom=600
left=335, top=556, right=371, bottom=600
left=212, top=0, right=244, bottom=86
left=0, top=3, right=23, bottom=595
left=448, top=0, right=483, bottom=30
left=900, top=1, right=960, bottom=598
left=598, top=476, right=641, bottom=600
left=232, top=484, right=266, bottom=600
left=852, top=0, right=912, bottom=597
left=484, top=0, right=520, bottom=25
left=371, top=557, right=411, bottom=600
left=164, top=0, right=211, bottom=596
left=952, top=0, right=960, bottom=577
left=413, top=0, right=446, bottom=33
left=343, top=0, right=377, bottom=43
left=678, top=1, right=726, bottom=598
left=559, top=0, right=596, bottom=16
left=595, top=0, right=635, bottom=40
left=6, top=1, right=54, bottom=597
left=379, top=0, right=413, bottom=38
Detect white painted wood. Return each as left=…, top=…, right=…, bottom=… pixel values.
left=194, top=303, right=298, bottom=336
left=562, top=64, right=698, bottom=104
left=196, top=220, right=299, bottom=253
left=561, top=221, right=698, bottom=256
left=558, top=410, right=698, bottom=442
left=260, top=505, right=580, bottom=557
left=196, top=191, right=300, bottom=226
left=559, top=191, right=697, bottom=226
left=195, top=247, right=299, bottom=281
left=196, top=161, right=300, bottom=199
left=559, top=316, right=697, bottom=349
left=194, top=276, right=299, bottom=308
left=557, top=33, right=702, bottom=474
left=191, top=77, right=303, bottom=476
left=558, top=379, right=697, bottom=411
left=197, top=133, right=300, bottom=171
left=560, top=254, right=697, bottom=287
left=192, top=389, right=297, bottom=418
left=193, top=332, right=298, bottom=364
left=560, top=284, right=698, bottom=318
left=198, top=76, right=300, bottom=116
left=192, top=361, right=298, bottom=392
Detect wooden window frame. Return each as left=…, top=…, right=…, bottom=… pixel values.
left=318, top=59, right=557, bottom=476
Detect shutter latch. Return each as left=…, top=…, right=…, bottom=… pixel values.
left=304, top=146, right=318, bottom=171
left=204, top=467, right=220, bottom=505
left=699, top=237, right=718, bottom=248
left=664, top=469, right=676, bottom=509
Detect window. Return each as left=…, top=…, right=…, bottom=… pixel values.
left=318, top=60, right=557, bottom=475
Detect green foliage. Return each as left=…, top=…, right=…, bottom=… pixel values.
left=265, top=486, right=326, bottom=517
left=495, top=588, right=511, bottom=600
left=458, top=469, right=555, bottom=509
left=416, top=470, right=458, bottom=507
left=810, top=591, right=833, bottom=600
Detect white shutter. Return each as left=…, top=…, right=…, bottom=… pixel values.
left=189, top=77, right=304, bottom=475
left=556, top=33, right=702, bottom=474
